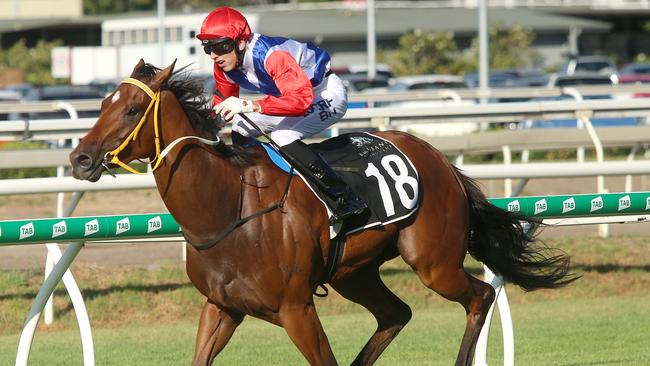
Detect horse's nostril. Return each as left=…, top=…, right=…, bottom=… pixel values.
left=75, top=153, right=93, bottom=169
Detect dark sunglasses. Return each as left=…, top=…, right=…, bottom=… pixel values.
left=202, top=39, right=236, bottom=55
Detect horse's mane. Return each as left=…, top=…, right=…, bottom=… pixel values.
left=133, top=63, right=256, bottom=165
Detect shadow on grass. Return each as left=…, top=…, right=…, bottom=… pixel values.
left=379, top=263, right=650, bottom=278
left=573, top=263, right=650, bottom=273
left=0, top=282, right=194, bottom=302
left=560, top=359, right=637, bottom=366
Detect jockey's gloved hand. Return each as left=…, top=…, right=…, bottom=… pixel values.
left=214, top=96, right=254, bottom=121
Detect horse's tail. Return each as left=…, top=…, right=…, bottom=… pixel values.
left=454, top=166, right=579, bottom=291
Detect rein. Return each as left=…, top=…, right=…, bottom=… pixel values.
left=112, top=77, right=294, bottom=253
left=107, top=78, right=221, bottom=174
left=188, top=172, right=294, bottom=251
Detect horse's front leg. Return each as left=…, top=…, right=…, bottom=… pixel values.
left=280, top=302, right=338, bottom=366
left=192, top=300, right=243, bottom=366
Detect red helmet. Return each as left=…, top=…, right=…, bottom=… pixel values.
left=197, top=7, right=252, bottom=42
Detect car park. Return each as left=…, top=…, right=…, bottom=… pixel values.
left=380, top=74, right=478, bottom=136
left=22, top=85, right=106, bottom=120
left=388, top=74, right=467, bottom=91
left=464, top=68, right=547, bottom=89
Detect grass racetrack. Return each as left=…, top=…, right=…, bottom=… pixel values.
left=1, top=235, right=649, bottom=365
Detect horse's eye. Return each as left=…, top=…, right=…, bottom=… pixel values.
left=126, top=107, right=139, bottom=116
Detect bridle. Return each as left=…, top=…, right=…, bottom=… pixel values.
left=104, top=77, right=221, bottom=175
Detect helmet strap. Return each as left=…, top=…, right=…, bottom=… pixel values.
left=235, top=39, right=246, bottom=67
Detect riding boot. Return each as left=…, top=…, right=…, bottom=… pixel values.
left=280, top=140, right=368, bottom=223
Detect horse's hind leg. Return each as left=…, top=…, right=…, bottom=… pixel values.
left=192, top=300, right=243, bottom=366
left=330, top=264, right=412, bottom=366
left=398, top=221, right=495, bottom=366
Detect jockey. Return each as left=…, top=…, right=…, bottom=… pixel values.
left=197, top=6, right=367, bottom=223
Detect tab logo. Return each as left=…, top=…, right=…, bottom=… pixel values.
left=0, top=226, right=2, bottom=239
left=534, top=199, right=547, bottom=215
left=618, top=195, right=631, bottom=211
left=20, top=222, right=35, bottom=240
left=646, top=197, right=650, bottom=210
left=84, top=219, right=99, bottom=236
left=147, top=216, right=162, bottom=233
left=562, top=198, right=576, bottom=213
left=116, top=218, right=130, bottom=235
left=590, top=196, right=603, bottom=212
left=52, top=221, right=67, bottom=238
left=507, top=200, right=520, bottom=212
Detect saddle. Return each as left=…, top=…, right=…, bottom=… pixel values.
left=258, top=132, right=421, bottom=237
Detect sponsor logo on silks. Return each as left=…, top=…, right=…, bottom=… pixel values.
left=646, top=196, right=650, bottom=210
left=147, top=216, right=162, bottom=233
left=19, top=222, right=35, bottom=240
left=507, top=200, right=520, bottom=212
left=590, top=196, right=603, bottom=212
left=618, top=195, right=631, bottom=211
left=52, top=221, right=67, bottom=238
left=116, top=217, right=130, bottom=235
left=84, top=219, right=100, bottom=237
left=562, top=197, right=576, bottom=214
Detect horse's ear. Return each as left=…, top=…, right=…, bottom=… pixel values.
left=151, top=59, right=177, bottom=90
left=130, top=59, right=146, bottom=77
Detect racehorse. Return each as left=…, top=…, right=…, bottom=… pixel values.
left=70, top=59, right=576, bottom=366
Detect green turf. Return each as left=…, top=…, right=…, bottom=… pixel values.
left=1, top=234, right=649, bottom=365
left=1, top=296, right=648, bottom=365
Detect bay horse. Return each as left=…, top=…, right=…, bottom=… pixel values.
left=70, top=59, right=575, bottom=366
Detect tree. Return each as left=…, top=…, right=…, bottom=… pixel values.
left=83, top=0, right=155, bottom=14
left=467, top=24, right=541, bottom=70
left=0, top=39, right=65, bottom=85
left=82, top=0, right=278, bottom=14
left=380, top=30, right=469, bottom=76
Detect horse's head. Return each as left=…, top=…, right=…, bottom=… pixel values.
left=70, top=59, right=176, bottom=181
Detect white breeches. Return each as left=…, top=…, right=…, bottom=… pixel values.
left=230, top=73, right=348, bottom=147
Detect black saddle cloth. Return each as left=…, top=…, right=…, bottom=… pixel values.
left=304, top=132, right=421, bottom=234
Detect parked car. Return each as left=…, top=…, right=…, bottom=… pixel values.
left=89, top=78, right=121, bottom=96
left=617, top=74, right=650, bottom=98
left=559, top=56, right=616, bottom=76
left=23, top=85, right=106, bottom=120
left=546, top=73, right=616, bottom=88
left=0, top=89, right=21, bottom=121
left=522, top=93, right=642, bottom=129
left=380, top=74, right=478, bottom=136
left=618, top=62, right=650, bottom=75
left=5, top=83, right=34, bottom=99
left=388, top=74, right=467, bottom=91
left=331, top=63, right=394, bottom=79
left=464, top=68, right=547, bottom=88
left=339, top=73, right=390, bottom=93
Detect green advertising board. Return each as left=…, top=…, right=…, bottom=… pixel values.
left=0, top=214, right=181, bottom=245
left=2, top=192, right=650, bottom=245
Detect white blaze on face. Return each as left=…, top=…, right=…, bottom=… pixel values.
left=111, top=90, right=121, bottom=104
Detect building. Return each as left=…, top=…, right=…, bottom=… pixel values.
left=52, top=3, right=614, bottom=84
left=10, top=2, right=650, bottom=84
left=0, top=0, right=97, bottom=48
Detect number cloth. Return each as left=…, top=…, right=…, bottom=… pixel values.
left=262, top=132, right=420, bottom=236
